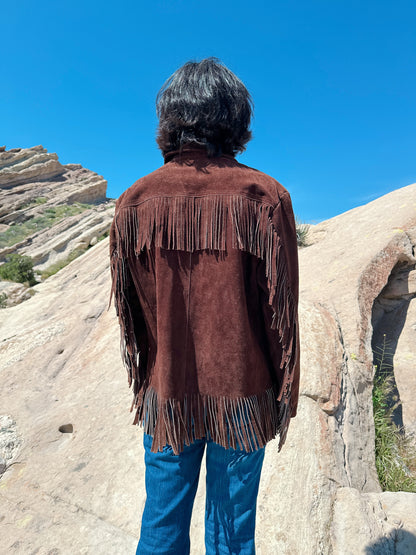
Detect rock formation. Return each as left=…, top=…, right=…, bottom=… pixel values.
left=0, top=181, right=415, bottom=553
left=0, top=145, right=115, bottom=284
left=0, top=145, right=107, bottom=207
left=0, top=145, right=65, bottom=190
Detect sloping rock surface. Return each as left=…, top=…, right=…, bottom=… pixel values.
left=0, top=182, right=415, bottom=554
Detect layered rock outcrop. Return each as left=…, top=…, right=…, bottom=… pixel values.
left=0, top=182, right=415, bottom=553
left=0, top=145, right=115, bottom=291
left=0, top=145, right=65, bottom=190
left=0, top=145, right=107, bottom=209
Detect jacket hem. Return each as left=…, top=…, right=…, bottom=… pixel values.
left=131, top=386, right=288, bottom=456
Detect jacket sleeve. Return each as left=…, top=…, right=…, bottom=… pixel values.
left=109, top=207, right=149, bottom=409
left=257, top=190, right=300, bottom=450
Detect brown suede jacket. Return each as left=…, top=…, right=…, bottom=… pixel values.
left=109, top=146, right=300, bottom=455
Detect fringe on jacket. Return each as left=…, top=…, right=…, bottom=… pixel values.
left=109, top=193, right=300, bottom=453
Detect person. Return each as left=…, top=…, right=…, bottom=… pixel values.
left=109, top=57, right=300, bottom=555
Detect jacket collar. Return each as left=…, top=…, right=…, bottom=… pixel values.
left=163, top=144, right=236, bottom=164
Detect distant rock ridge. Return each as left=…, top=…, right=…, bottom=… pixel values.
left=0, top=145, right=109, bottom=219
left=0, top=145, right=65, bottom=189
left=0, top=145, right=115, bottom=281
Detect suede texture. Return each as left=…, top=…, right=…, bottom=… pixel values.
left=109, top=146, right=300, bottom=454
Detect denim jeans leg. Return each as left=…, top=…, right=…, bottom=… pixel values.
left=204, top=441, right=265, bottom=555
left=136, top=433, right=206, bottom=555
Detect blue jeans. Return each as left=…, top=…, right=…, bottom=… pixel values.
left=136, top=433, right=265, bottom=555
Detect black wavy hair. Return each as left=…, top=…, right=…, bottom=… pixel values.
left=156, top=57, right=253, bottom=157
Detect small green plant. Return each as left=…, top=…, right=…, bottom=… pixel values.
left=96, top=229, right=109, bottom=242
left=18, top=196, right=48, bottom=210
left=0, top=254, right=37, bottom=286
left=295, top=216, right=310, bottom=248
left=40, top=248, right=86, bottom=279
left=372, top=334, right=416, bottom=492
left=0, top=202, right=92, bottom=248
left=0, top=292, right=7, bottom=308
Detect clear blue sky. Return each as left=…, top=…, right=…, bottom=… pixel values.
left=1, top=1, right=415, bottom=223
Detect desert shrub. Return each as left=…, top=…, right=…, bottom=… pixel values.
left=372, top=334, right=416, bottom=492
left=295, top=216, right=310, bottom=247
left=0, top=254, right=37, bottom=286
left=0, top=292, right=7, bottom=308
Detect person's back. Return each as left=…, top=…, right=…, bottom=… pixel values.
left=109, top=57, right=300, bottom=555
